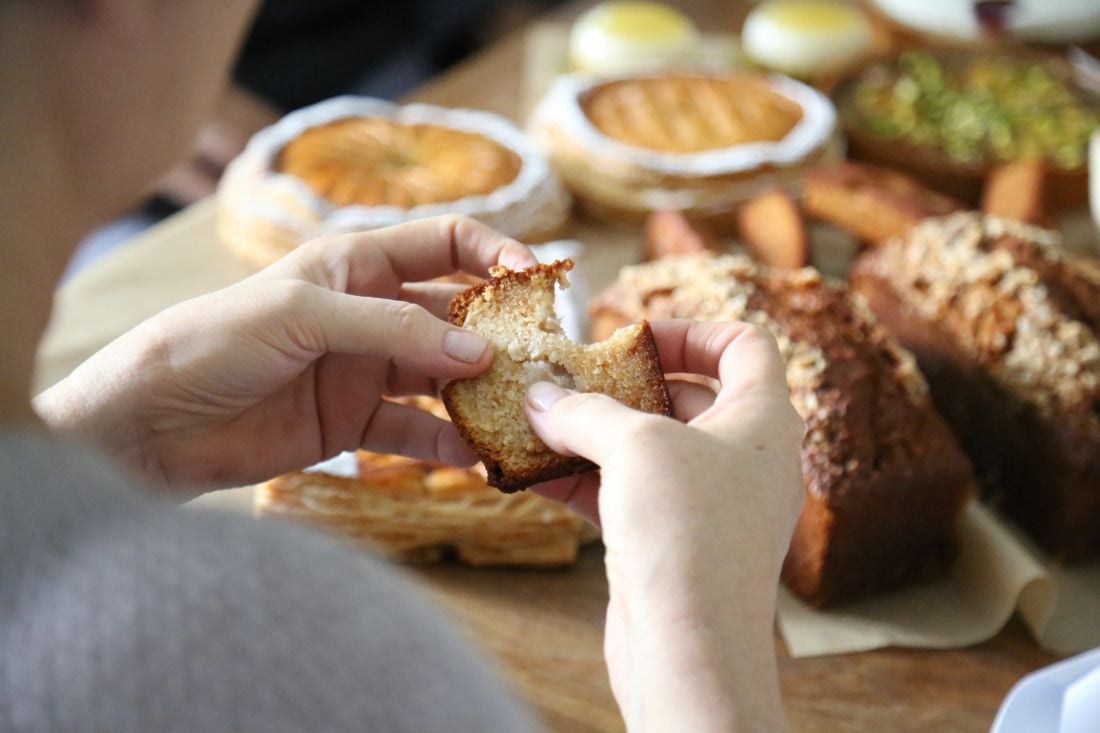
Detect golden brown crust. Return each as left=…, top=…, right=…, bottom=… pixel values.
left=851, top=213, right=1100, bottom=561
left=643, top=209, right=722, bottom=261
left=444, top=260, right=672, bottom=492
left=255, top=454, right=587, bottom=567
left=736, top=188, right=809, bottom=269
left=217, top=98, right=572, bottom=269
left=530, top=72, right=841, bottom=231
left=447, top=259, right=575, bottom=326
left=981, top=159, right=1047, bottom=226
left=254, top=395, right=590, bottom=566
left=804, top=162, right=964, bottom=244
left=580, top=75, right=804, bottom=153
left=593, top=255, right=975, bottom=606
left=277, top=117, right=523, bottom=208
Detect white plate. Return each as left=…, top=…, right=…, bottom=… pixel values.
left=992, top=646, right=1100, bottom=733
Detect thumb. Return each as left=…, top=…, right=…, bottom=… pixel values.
left=525, top=382, right=664, bottom=466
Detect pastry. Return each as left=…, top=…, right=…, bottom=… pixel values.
left=254, top=398, right=589, bottom=567
left=736, top=188, right=808, bottom=268
left=442, top=260, right=672, bottom=492
left=851, top=213, right=1100, bottom=561
left=981, top=160, right=1046, bottom=226
left=218, top=97, right=571, bottom=268
left=835, top=50, right=1098, bottom=204
left=742, top=0, right=874, bottom=80
left=643, top=209, right=722, bottom=261
left=569, top=1, right=701, bottom=75
left=592, top=255, right=975, bottom=607
left=803, top=162, right=963, bottom=244
left=529, top=71, right=839, bottom=228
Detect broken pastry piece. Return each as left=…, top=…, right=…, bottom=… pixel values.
left=736, top=188, right=809, bottom=268
left=804, top=162, right=963, bottom=244
left=643, top=209, right=722, bottom=261
left=442, top=259, right=673, bottom=492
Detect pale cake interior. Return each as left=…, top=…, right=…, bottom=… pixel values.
left=444, top=261, right=669, bottom=488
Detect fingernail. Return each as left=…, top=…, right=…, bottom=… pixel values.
left=527, top=381, right=568, bottom=411
left=443, top=329, right=489, bottom=363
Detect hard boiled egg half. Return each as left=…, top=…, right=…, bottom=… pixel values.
left=570, top=1, right=701, bottom=75
left=743, top=0, right=873, bottom=79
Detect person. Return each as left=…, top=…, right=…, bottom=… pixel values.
left=0, top=1, right=805, bottom=731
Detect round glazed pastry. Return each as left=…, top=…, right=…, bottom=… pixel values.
left=218, top=97, right=571, bottom=268
left=528, top=72, right=839, bottom=227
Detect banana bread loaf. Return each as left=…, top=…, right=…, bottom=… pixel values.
left=592, top=255, right=975, bottom=607
left=851, top=213, right=1100, bottom=561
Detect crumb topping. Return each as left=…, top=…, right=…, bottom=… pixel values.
left=596, top=255, right=931, bottom=458
left=867, top=212, right=1100, bottom=417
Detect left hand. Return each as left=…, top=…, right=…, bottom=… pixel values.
left=36, top=216, right=536, bottom=497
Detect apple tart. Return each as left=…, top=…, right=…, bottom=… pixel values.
left=218, top=97, right=571, bottom=268
left=529, top=72, right=840, bottom=228
left=254, top=399, right=590, bottom=567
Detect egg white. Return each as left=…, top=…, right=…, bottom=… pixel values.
left=742, top=1, right=873, bottom=78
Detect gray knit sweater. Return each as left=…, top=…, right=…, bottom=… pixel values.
left=0, top=432, right=537, bottom=732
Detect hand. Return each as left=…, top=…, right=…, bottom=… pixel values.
left=154, top=83, right=280, bottom=206
left=525, top=320, right=805, bottom=732
left=36, top=216, right=536, bottom=497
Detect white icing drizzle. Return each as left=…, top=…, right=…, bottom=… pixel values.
left=528, top=72, right=838, bottom=176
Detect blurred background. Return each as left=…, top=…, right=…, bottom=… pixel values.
left=69, top=0, right=566, bottom=278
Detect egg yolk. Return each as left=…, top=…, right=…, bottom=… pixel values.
left=591, top=2, right=696, bottom=40
left=761, top=0, right=863, bottom=31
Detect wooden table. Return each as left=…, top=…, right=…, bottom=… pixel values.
left=35, top=1, right=1064, bottom=730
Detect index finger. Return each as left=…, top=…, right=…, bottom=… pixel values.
left=649, top=319, right=789, bottom=409
left=262, top=215, right=538, bottom=297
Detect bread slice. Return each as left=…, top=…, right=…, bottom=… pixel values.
left=442, top=259, right=672, bottom=492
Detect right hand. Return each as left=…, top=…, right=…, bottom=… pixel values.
left=525, top=320, right=804, bottom=733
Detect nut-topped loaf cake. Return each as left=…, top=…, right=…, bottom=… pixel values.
left=851, top=213, right=1100, bottom=561
left=592, top=255, right=976, bottom=607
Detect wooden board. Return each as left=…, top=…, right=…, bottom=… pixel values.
left=36, top=1, right=1071, bottom=730
left=416, top=544, right=1056, bottom=733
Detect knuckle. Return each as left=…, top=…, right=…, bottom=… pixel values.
left=618, top=414, right=669, bottom=447
left=390, top=301, right=431, bottom=335
left=269, top=278, right=315, bottom=314
left=558, top=391, right=604, bottom=417
left=444, top=213, right=478, bottom=232
left=738, top=322, right=779, bottom=350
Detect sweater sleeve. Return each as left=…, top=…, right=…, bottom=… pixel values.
left=0, top=436, right=540, bottom=733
